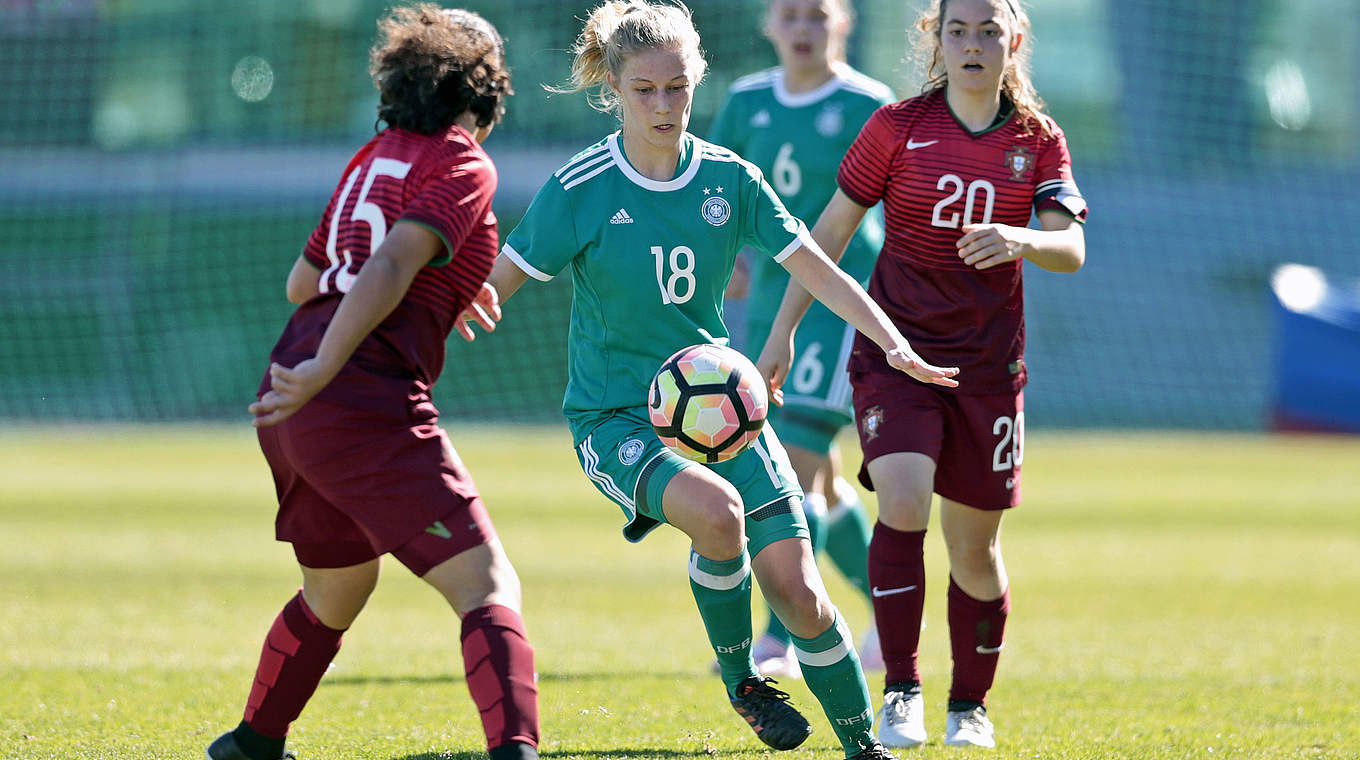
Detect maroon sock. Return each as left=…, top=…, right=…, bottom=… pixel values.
left=461, top=604, right=540, bottom=752
left=243, top=591, right=344, bottom=738
left=868, top=523, right=927, bottom=688
left=947, top=578, right=1010, bottom=705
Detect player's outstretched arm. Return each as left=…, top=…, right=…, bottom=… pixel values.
left=249, top=221, right=440, bottom=427
left=456, top=253, right=529, bottom=341
left=776, top=239, right=959, bottom=389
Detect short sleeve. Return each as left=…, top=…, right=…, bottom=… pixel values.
left=502, top=179, right=579, bottom=281
left=302, top=138, right=378, bottom=270
left=707, top=90, right=745, bottom=155
left=837, top=105, right=899, bottom=208
left=1032, top=123, right=1088, bottom=223
left=740, top=163, right=812, bottom=264
left=401, top=151, right=497, bottom=266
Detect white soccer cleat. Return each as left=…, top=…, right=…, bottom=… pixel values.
left=876, top=689, right=926, bottom=748
left=944, top=705, right=995, bottom=748
left=858, top=624, right=884, bottom=671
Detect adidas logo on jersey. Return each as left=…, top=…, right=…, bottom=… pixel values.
left=750, top=109, right=771, bottom=128
left=609, top=208, right=634, bottom=225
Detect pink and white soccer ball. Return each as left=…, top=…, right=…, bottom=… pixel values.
left=648, top=343, right=769, bottom=463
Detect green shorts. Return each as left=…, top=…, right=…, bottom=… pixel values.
left=568, top=407, right=807, bottom=558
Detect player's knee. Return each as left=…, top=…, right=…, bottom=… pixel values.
left=945, top=533, right=1000, bottom=573
left=876, top=485, right=932, bottom=528
left=767, top=581, right=832, bottom=639
left=687, top=483, right=745, bottom=552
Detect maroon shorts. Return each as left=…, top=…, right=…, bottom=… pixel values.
left=256, top=398, right=496, bottom=576
left=851, top=371, right=1025, bottom=510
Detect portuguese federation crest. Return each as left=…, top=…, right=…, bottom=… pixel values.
left=1004, top=146, right=1032, bottom=181
left=861, top=404, right=885, bottom=441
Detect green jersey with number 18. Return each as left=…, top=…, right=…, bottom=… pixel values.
left=502, top=131, right=811, bottom=427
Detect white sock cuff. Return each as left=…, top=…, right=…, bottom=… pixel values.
left=793, top=609, right=854, bottom=667
left=688, top=550, right=750, bottom=591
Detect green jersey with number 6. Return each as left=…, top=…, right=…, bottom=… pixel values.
left=502, top=131, right=811, bottom=427
left=709, top=64, right=894, bottom=414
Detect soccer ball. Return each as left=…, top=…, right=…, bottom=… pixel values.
left=648, top=343, right=768, bottom=464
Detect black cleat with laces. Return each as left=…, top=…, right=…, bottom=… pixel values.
left=728, top=676, right=813, bottom=750
left=846, top=741, right=899, bottom=760
left=206, top=730, right=296, bottom=760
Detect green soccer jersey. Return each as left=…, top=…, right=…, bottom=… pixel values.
left=503, top=131, right=811, bottom=426
left=708, top=64, right=895, bottom=356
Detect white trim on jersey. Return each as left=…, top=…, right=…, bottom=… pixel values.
left=739, top=62, right=894, bottom=109
left=558, top=151, right=613, bottom=185
left=580, top=435, right=636, bottom=515
left=830, top=322, right=856, bottom=407
left=772, top=224, right=814, bottom=264
left=554, top=143, right=609, bottom=178
left=833, top=62, right=897, bottom=102
left=607, top=132, right=704, bottom=192
left=501, top=242, right=554, bottom=282
left=729, top=68, right=779, bottom=94
left=774, top=68, right=846, bottom=108
left=688, top=549, right=751, bottom=591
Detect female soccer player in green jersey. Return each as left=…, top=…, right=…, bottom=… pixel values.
left=461, top=3, right=956, bottom=758
left=708, top=0, right=894, bottom=681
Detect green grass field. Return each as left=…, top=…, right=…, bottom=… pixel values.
left=3, top=427, right=1358, bottom=759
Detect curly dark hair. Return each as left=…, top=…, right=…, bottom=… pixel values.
left=369, top=5, right=513, bottom=134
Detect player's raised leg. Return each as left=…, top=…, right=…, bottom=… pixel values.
left=662, top=465, right=815, bottom=750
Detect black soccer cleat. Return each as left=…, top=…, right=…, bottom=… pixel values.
left=846, top=741, right=899, bottom=760
left=729, top=676, right=812, bottom=750
left=206, top=731, right=296, bottom=760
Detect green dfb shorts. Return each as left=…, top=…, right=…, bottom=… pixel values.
left=568, top=406, right=807, bottom=558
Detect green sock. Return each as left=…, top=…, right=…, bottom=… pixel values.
left=762, top=494, right=828, bottom=645
left=825, top=486, right=873, bottom=599
left=790, top=610, right=875, bottom=756
left=689, top=549, right=756, bottom=696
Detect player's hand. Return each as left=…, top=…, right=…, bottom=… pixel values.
left=754, top=334, right=795, bottom=407
left=248, top=359, right=334, bottom=427
left=958, top=223, right=1028, bottom=270
left=455, top=282, right=502, bottom=341
left=885, top=346, right=960, bottom=388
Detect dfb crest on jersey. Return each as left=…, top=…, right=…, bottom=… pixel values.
left=701, top=195, right=731, bottom=226
left=815, top=103, right=844, bottom=137
left=1004, top=146, right=1032, bottom=180
left=618, top=438, right=646, bottom=466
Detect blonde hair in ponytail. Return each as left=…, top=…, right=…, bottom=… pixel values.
left=550, top=0, right=708, bottom=117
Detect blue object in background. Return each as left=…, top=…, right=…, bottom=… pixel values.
left=1269, top=264, right=1360, bottom=433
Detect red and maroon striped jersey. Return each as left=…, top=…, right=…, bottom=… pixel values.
left=838, top=88, right=1087, bottom=393
left=269, top=125, right=497, bottom=400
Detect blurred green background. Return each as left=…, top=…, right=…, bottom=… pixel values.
left=1, top=0, right=1356, bottom=426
